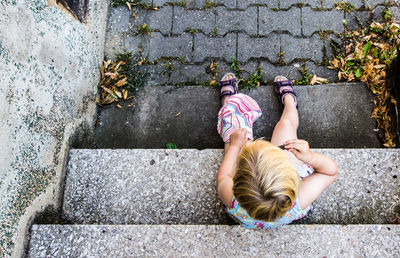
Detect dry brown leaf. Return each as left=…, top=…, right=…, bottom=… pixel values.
left=374, top=64, right=386, bottom=69
left=123, top=89, right=128, bottom=100
left=126, top=1, right=132, bottom=12
left=115, top=77, right=128, bottom=87
left=309, top=74, right=317, bottom=85
left=330, top=58, right=339, bottom=69
left=315, top=77, right=328, bottom=84
left=105, top=72, right=118, bottom=80
left=114, top=90, right=122, bottom=98
left=116, top=104, right=123, bottom=109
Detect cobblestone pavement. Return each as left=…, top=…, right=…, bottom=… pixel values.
left=105, top=0, right=399, bottom=85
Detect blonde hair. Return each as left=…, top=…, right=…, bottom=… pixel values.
left=233, top=139, right=299, bottom=221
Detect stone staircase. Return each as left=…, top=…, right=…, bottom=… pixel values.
left=28, top=149, right=400, bottom=256
left=26, top=1, right=400, bottom=256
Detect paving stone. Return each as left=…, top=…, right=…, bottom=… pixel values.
left=389, top=6, right=400, bottom=22
left=156, top=0, right=236, bottom=8
left=371, top=5, right=388, bottom=21
left=216, top=7, right=257, bottom=35
left=346, top=11, right=373, bottom=31
left=280, top=0, right=322, bottom=9
left=149, top=32, right=193, bottom=61
left=124, top=35, right=150, bottom=57
left=238, top=61, right=259, bottom=79
left=280, top=34, right=324, bottom=63
left=323, top=0, right=364, bottom=9
left=104, top=31, right=125, bottom=59
left=131, top=7, right=173, bottom=35
left=173, top=7, right=215, bottom=34
left=210, top=0, right=237, bottom=9
left=143, top=64, right=170, bottom=85
left=302, top=7, right=344, bottom=36
left=237, top=33, right=280, bottom=62
left=260, top=61, right=303, bottom=82
left=107, top=7, right=131, bottom=33
left=94, top=84, right=380, bottom=149
left=237, top=0, right=279, bottom=9
left=28, top=225, right=400, bottom=257
left=305, top=61, right=338, bottom=82
left=364, top=0, right=386, bottom=9
left=193, top=33, right=236, bottom=62
left=63, top=147, right=395, bottom=224
left=169, top=62, right=214, bottom=83
left=259, top=7, right=302, bottom=36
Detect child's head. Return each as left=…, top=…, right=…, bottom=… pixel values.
left=233, top=139, right=299, bottom=221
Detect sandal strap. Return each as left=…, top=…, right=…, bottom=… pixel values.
left=220, top=90, right=235, bottom=100
left=219, top=78, right=237, bottom=87
left=274, top=80, right=293, bottom=91
left=280, top=90, right=298, bottom=109
left=274, top=80, right=298, bottom=109
left=219, top=78, right=237, bottom=100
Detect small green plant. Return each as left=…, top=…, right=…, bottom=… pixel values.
left=112, top=0, right=127, bottom=7
left=177, top=56, right=186, bottom=63
left=318, top=30, right=333, bottom=40
left=137, top=24, right=151, bottom=35
left=186, top=27, right=197, bottom=34
left=166, top=143, right=177, bottom=149
left=161, top=59, right=174, bottom=73
left=204, top=0, right=217, bottom=9
left=278, top=51, right=286, bottom=65
left=242, top=71, right=262, bottom=91
left=230, top=57, right=241, bottom=77
left=384, top=10, right=392, bottom=21
left=174, top=1, right=187, bottom=7
left=212, top=27, right=218, bottom=35
left=295, top=67, right=313, bottom=85
left=335, top=2, right=355, bottom=13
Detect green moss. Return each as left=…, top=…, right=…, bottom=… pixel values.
left=204, top=0, right=218, bottom=9
left=137, top=24, right=151, bottom=35
left=335, top=2, right=355, bottom=13
left=168, top=1, right=187, bottom=7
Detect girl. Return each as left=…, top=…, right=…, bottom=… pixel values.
left=217, top=73, right=338, bottom=228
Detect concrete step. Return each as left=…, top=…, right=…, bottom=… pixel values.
left=28, top=224, right=400, bottom=257
left=62, top=149, right=400, bottom=224
left=93, top=83, right=381, bottom=149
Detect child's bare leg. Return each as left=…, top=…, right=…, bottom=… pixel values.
left=270, top=76, right=299, bottom=146
left=220, top=74, right=235, bottom=151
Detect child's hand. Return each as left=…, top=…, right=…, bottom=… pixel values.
left=284, top=139, right=314, bottom=163
left=230, top=128, right=248, bottom=149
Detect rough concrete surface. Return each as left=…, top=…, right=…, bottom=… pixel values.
left=0, top=1, right=108, bottom=257
left=94, top=83, right=380, bottom=149
left=28, top=224, right=400, bottom=257
left=63, top=149, right=400, bottom=225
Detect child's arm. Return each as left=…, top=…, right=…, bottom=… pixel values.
left=284, top=139, right=338, bottom=210
left=217, top=128, right=247, bottom=206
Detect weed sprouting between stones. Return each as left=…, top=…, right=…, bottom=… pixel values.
left=228, top=57, right=262, bottom=91
left=334, top=2, right=355, bottom=13
left=204, top=0, right=217, bottom=9
left=295, top=67, right=313, bottom=85
left=112, top=0, right=160, bottom=11
left=137, top=24, right=151, bottom=35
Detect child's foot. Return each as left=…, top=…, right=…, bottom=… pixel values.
left=274, top=76, right=298, bottom=108
left=219, top=73, right=238, bottom=104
